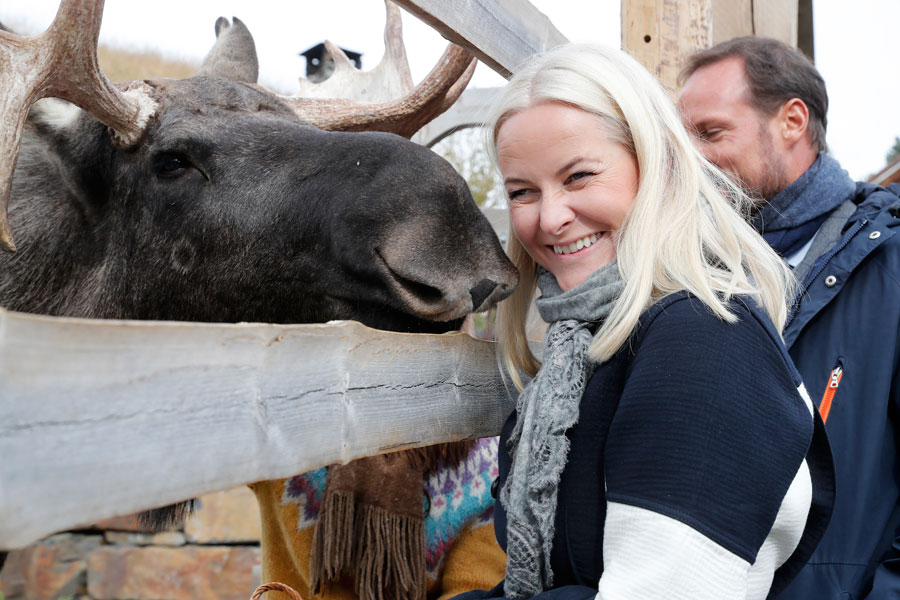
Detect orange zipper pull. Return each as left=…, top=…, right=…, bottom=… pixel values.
left=819, top=365, right=843, bottom=423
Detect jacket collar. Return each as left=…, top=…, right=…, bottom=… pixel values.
left=783, top=185, right=900, bottom=347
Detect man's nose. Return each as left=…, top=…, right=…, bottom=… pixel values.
left=539, top=191, right=575, bottom=235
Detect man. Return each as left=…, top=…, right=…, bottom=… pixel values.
left=679, top=37, right=900, bottom=599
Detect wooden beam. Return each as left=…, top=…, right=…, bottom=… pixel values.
left=623, top=0, right=802, bottom=94
left=621, top=0, right=712, bottom=95
left=797, top=0, right=814, bottom=62
left=393, top=0, right=568, bottom=79
left=752, top=0, right=798, bottom=47
left=0, top=308, right=517, bottom=549
left=711, top=0, right=752, bottom=44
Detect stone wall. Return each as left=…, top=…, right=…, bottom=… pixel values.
left=0, top=487, right=262, bottom=600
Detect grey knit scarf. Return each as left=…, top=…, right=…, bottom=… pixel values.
left=501, top=261, right=625, bottom=598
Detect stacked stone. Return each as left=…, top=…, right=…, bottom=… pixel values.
left=0, top=487, right=261, bottom=600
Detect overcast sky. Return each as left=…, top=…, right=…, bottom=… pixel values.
left=1, top=1, right=897, bottom=181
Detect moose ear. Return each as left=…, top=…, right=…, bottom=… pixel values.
left=197, top=16, right=259, bottom=84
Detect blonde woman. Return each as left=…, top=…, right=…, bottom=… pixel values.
left=454, top=44, right=834, bottom=600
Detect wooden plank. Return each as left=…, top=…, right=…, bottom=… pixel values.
left=711, top=0, right=752, bottom=44
left=797, top=0, right=814, bottom=61
left=752, top=0, right=798, bottom=47
left=394, top=0, right=568, bottom=79
left=0, top=308, right=517, bottom=549
left=624, top=0, right=802, bottom=95
left=621, top=0, right=661, bottom=83
left=710, top=0, right=800, bottom=48
left=621, top=0, right=712, bottom=95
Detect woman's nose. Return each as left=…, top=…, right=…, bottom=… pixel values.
left=539, top=192, right=575, bottom=235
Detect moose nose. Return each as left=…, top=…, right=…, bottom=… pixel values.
left=470, top=279, right=499, bottom=312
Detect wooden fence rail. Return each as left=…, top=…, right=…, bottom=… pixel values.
left=0, top=308, right=516, bottom=550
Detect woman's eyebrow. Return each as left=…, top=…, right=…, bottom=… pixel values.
left=503, top=176, right=531, bottom=186
left=556, top=157, right=591, bottom=177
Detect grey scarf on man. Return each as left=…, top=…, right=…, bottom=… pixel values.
left=752, top=153, right=856, bottom=258
left=501, top=261, right=624, bottom=598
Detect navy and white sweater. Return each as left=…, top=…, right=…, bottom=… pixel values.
left=455, top=293, right=834, bottom=600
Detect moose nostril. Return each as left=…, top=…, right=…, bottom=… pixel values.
left=470, top=279, right=498, bottom=311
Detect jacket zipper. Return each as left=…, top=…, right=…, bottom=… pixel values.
left=819, top=361, right=843, bottom=423
left=784, top=219, right=868, bottom=331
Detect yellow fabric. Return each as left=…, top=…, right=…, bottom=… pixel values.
left=250, top=476, right=506, bottom=600
left=433, top=519, right=507, bottom=600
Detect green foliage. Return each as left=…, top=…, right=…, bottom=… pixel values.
left=888, top=136, right=900, bottom=163
left=433, top=128, right=505, bottom=208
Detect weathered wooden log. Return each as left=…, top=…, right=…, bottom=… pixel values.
left=395, top=0, right=568, bottom=78
left=0, top=308, right=517, bottom=550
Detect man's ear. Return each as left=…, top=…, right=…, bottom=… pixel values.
left=778, top=98, right=810, bottom=145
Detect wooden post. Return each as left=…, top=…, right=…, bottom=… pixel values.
left=622, top=0, right=801, bottom=94
left=752, top=0, right=799, bottom=48
left=797, top=0, right=814, bottom=62
left=621, top=0, right=712, bottom=95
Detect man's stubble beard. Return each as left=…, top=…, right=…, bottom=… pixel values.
left=748, top=120, right=790, bottom=203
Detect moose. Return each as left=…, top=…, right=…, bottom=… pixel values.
left=0, top=1, right=517, bottom=597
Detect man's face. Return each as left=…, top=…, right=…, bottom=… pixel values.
left=679, top=56, right=788, bottom=201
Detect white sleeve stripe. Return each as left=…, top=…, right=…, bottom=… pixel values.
left=597, top=457, right=812, bottom=600
left=746, top=458, right=813, bottom=598
left=797, top=382, right=814, bottom=415
left=597, top=502, right=750, bottom=600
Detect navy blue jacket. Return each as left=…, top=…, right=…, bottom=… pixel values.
left=778, top=184, right=900, bottom=599
left=455, top=294, right=833, bottom=600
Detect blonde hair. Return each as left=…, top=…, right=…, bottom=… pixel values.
left=487, top=44, right=796, bottom=391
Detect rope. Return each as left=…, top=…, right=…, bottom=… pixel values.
left=250, top=582, right=305, bottom=600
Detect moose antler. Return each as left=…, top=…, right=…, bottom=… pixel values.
left=280, top=43, right=475, bottom=138
left=0, top=0, right=157, bottom=252
left=277, top=1, right=476, bottom=138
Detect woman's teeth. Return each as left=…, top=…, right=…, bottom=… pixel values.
left=553, top=233, right=599, bottom=255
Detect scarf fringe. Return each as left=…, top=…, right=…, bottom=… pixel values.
left=310, top=490, right=356, bottom=591
left=310, top=490, right=426, bottom=600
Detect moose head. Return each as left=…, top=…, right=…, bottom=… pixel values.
left=0, top=0, right=518, bottom=334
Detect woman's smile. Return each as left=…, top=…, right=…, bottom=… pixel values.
left=552, top=232, right=602, bottom=255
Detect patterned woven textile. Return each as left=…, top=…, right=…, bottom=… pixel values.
left=250, top=438, right=506, bottom=600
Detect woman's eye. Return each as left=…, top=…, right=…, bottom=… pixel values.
left=507, top=188, right=533, bottom=202
left=566, top=171, right=594, bottom=184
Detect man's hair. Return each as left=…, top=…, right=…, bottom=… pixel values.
left=680, top=36, right=828, bottom=152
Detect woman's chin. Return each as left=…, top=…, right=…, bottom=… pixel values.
left=548, top=250, right=617, bottom=291
left=555, top=264, right=615, bottom=291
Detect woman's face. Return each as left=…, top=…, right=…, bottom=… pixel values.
left=496, top=102, right=639, bottom=291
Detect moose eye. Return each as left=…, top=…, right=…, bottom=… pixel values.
left=154, top=153, right=193, bottom=178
